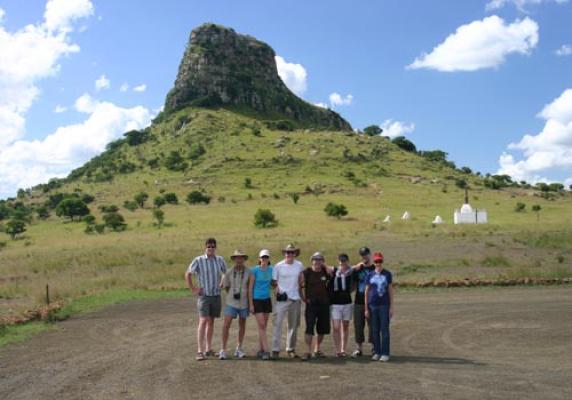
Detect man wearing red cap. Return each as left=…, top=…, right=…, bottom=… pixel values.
left=364, top=251, right=394, bottom=362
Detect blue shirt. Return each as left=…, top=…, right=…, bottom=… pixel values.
left=365, top=269, right=393, bottom=307
left=251, top=265, right=274, bottom=300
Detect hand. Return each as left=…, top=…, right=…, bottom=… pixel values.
left=250, top=305, right=255, bottom=314
left=389, top=307, right=394, bottom=319
left=364, top=308, right=370, bottom=319
left=191, top=287, right=201, bottom=296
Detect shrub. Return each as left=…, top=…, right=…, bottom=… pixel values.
left=251, top=126, right=262, bottom=136
left=254, top=209, right=278, bottom=228
left=94, top=224, right=105, bottom=234
left=0, top=241, right=6, bottom=251
left=153, top=208, right=165, bottom=228
left=55, top=198, right=90, bottom=221
left=461, top=166, right=473, bottom=174
left=99, top=204, right=119, bottom=213
left=514, top=202, right=526, bottom=212
left=419, top=150, right=447, bottom=162
left=134, top=192, right=149, bottom=208
left=392, top=136, right=416, bottom=152
left=532, top=204, right=542, bottom=221
left=244, top=177, right=253, bottom=189
left=188, top=143, right=206, bottom=160
left=102, top=212, right=127, bottom=232
left=124, top=129, right=150, bottom=146
left=324, top=202, right=348, bottom=219
left=163, top=192, right=178, bottom=204
left=186, top=191, right=211, bottom=205
left=83, top=215, right=96, bottom=225
left=123, top=200, right=138, bottom=212
left=455, top=179, right=468, bottom=189
left=36, top=206, right=50, bottom=220
left=363, top=125, right=383, bottom=136
left=154, top=196, right=166, bottom=208
left=5, top=219, right=26, bottom=239
left=164, top=151, right=188, bottom=171
left=272, top=193, right=280, bottom=200
left=289, top=193, right=300, bottom=204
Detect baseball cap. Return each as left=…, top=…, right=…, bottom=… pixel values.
left=373, top=252, right=384, bottom=263
left=259, top=249, right=271, bottom=258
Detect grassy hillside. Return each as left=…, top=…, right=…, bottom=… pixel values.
left=1, top=107, right=571, bottom=318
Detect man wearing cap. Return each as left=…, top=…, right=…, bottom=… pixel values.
left=219, top=249, right=252, bottom=360
left=351, top=246, right=375, bottom=357
left=185, top=237, right=228, bottom=361
left=301, top=252, right=332, bottom=360
left=364, top=251, right=394, bottom=362
left=271, top=243, right=304, bottom=359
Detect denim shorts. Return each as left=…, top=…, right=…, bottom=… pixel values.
left=224, top=305, right=249, bottom=319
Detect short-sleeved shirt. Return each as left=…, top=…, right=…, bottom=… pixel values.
left=222, top=266, right=251, bottom=309
left=353, top=264, right=375, bottom=305
left=187, top=254, right=228, bottom=296
left=330, top=267, right=354, bottom=305
left=303, top=268, right=331, bottom=305
left=251, top=265, right=273, bottom=300
left=272, top=259, right=304, bottom=301
left=365, top=269, right=393, bottom=307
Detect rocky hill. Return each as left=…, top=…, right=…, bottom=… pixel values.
left=163, top=23, right=351, bottom=130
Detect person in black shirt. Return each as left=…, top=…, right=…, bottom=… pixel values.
left=351, top=246, right=375, bottom=357
left=330, top=253, right=354, bottom=357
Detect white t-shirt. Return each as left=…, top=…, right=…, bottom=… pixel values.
left=272, top=259, right=304, bottom=301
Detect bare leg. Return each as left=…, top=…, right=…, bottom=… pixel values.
left=197, top=317, right=208, bottom=353
left=238, top=317, right=247, bottom=348
left=256, top=313, right=269, bottom=352
left=332, top=319, right=341, bottom=354
left=221, top=316, right=233, bottom=352
left=205, top=317, right=215, bottom=352
left=315, top=334, right=324, bottom=353
left=305, top=334, right=313, bottom=354
left=342, top=320, right=350, bottom=354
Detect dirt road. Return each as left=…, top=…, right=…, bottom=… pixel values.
left=1, top=287, right=571, bottom=400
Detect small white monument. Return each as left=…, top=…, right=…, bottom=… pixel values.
left=454, top=189, right=488, bottom=224
left=383, top=215, right=391, bottom=223
left=432, top=215, right=443, bottom=224
left=401, top=211, right=411, bottom=221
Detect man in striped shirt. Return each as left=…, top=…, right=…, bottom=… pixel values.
left=185, top=237, right=228, bottom=361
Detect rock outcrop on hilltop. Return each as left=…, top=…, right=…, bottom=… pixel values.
left=164, top=23, right=351, bottom=130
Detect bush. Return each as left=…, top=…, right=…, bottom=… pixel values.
left=265, top=120, right=295, bottom=131
left=5, top=219, right=26, bottom=239
left=102, top=212, right=127, bottom=232
left=36, top=206, right=50, bottom=220
left=163, top=193, right=178, bottom=204
left=188, top=143, right=206, bottom=160
left=324, top=202, right=348, bottom=219
left=164, top=151, right=188, bottom=171
left=392, top=136, right=416, bottom=152
left=99, top=204, right=119, bottom=213
left=244, top=177, right=253, bottom=189
left=254, top=209, right=278, bottom=228
left=55, top=198, right=90, bottom=221
left=186, top=191, right=211, bottom=205
left=154, top=196, right=166, bottom=208
left=455, top=179, right=468, bottom=189
left=123, top=200, right=138, bottom=212
left=153, top=208, right=165, bottom=228
left=83, top=215, right=96, bottom=225
left=134, top=192, right=149, bottom=208
left=289, top=193, right=300, bottom=204
left=363, top=125, right=383, bottom=136
left=514, top=202, right=526, bottom=212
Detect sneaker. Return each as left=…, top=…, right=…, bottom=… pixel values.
left=313, top=350, right=325, bottom=358
left=256, top=350, right=263, bottom=359
left=371, top=354, right=381, bottom=361
left=351, top=350, right=362, bottom=358
left=271, top=351, right=280, bottom=360
left=234, top=348, right=246, bottom=359
left=301, top=353, right=312, bottom=362
left=219, top=350, right=227, bottom=360
left=287, top=350, right=299, bottom=359
left=380, top=355, right=390, bottom=362
left=261, top=352, right=270, bottom=361
left=205, top=350, right=215, bottom=357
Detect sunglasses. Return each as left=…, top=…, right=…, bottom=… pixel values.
left=260, top=256, right=270, bottom=259
left=206, top=245, right=216, bottom=249
left=285, top=251, right=296, bottom=255
left=374, top=260, right=383, bottom=264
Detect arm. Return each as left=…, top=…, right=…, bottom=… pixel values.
left=299, top=271, right=306, bottom=303
left=351, top=262, right=365, bottom=271
left=249, top=273, right=255, bottom=313
left=221, top=273, right=230, bottom=292
left=364, top=284, right=370, bottom=318
left=185, top=262, right=201, bottom=295
left=389, top=283, right=395, bottom=318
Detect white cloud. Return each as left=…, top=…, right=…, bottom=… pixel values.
left=0, top=8, right=5, bottom=23
left=54, top=105, right=66, bottom=113
left=133, top=83, right=147, bottom=92
left=119, top=82, right=129, bottom=92
left=275, top=55, right=307, bottom=96
left=555, top=44, right=572, bottom=56
left=329, top=92, right=353, bottom=107
left=95, top=74, right=110, bottom=91
left=498, top=88, right=572, bottom=183
left=314, top=102, right=328, bottom=109
left=0, top=94, right=152, bottom=198
left=407, top=16, right=538, bottom=72
left=0, top=1, right=93, bottom=150
left=486, top=0, right=568, bottom=12
left=379, top=119, right=416, bottom=138
left=44, top=0, right=94, bottom=33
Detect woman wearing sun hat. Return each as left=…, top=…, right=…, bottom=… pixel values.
left=364, top=251, right=394, bottom=362
left=219, top=249, right=252, bottom=360
left=271, top=243, right=304, bottom=359
left=249, top=249, right=274, bottom=360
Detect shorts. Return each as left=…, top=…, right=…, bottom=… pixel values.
left=331, top=304, right=353, bottom=321
left=305, top=302, right=331, bottom=336
left=197, top=295, right=221, bottom=318
left=253, top=298, right=272, bottom=314
left=224, top=305, right=249, bottom=319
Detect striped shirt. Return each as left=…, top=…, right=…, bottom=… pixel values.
left=187, top=254, right=228, bottom=296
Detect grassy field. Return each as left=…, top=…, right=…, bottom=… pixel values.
left=1, top=107, right=571, bottom=319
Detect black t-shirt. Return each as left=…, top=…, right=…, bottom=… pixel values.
left=353, top=264, right=375, bottom=305
left=303, top=268, right=331, bottom=305
left=330, top=268, right=353, bottom=305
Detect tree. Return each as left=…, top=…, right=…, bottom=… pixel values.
left=134, top=192, right=149, bottom=208
left=123, top=200, right=138, bottom=212
left=98, top=204, right=119, bottom=213
left=392, top=136, right=417, bottom=152
left=324, top=202, right=348, bottom=219
left=164, top=150, right=188, bottom=171
left=163, top=193, right=178, bottom=204
left=36, top=206, right=50, bottom=220
left=55, top=198, right=90, bottom=221
left=514, top=202, right=526, bottom=212
left=532, top=204, right=542, bottom=221
left=254, top=209, right=278, bottom=228
left=102, top=212, right=127, bottom=232
left=186, top=191, right=211, bottom=205
left=154, top=196, right=166, bottom=208
left=363, top=125, right=383, bottom=136
left=244, top=177, right=253, bottom=189
left=153, top=208, right=165, bottom=228
left=419, top=150, right=448, bottom=163
left=461, top=166, right=473, bottom=174
left=5, top=219, right=26, bottom=239
left=455, top=179, right=468, bottom=189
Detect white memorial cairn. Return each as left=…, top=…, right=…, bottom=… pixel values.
left=401, top=211, right=411, bottom=221
left=454, top=189, right=488, bottom=224
left=383, top=215, right=391, bottom=223
left=432, top=215, right=443, bottom=224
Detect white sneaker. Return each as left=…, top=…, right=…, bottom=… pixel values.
left=219, top=350, right=227, bottom=360
left=371, top=354, right=380, bottom=361
left=234, top=348, right=246, bottom=359
left=380, top=355, right=390, bottom=362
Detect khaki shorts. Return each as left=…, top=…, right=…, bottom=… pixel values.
left=331, top=304, right=353, bottom=321
left=197, top=295, right=221, bottom=318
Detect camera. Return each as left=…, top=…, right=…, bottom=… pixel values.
left=276, top=292, right=288, bottom=302
left=233, top=293, right=241, bottom=300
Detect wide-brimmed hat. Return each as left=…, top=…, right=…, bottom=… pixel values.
left=259, top=249, right=271, bottom=258
left=310, top=252, right=325, bottom=261
left=282, top=243, right=300, bottom=257
left=230, top=249, right=249, bottom=261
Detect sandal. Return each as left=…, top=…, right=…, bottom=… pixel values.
left=196, top=352, right=206, bottom=361
left=313, top=350, right=325, bottom=358
left=301, top=353, right=312, bottom=361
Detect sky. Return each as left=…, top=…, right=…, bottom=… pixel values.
left=0, top=0, right=571, bottom=199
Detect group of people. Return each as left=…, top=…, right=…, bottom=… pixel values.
left=185, top=238, right=394, bottom=362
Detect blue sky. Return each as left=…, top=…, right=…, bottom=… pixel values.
left=0, top=0, right=571, bottom=198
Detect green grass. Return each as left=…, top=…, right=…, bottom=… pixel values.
left=0, top=322, right=53, bottom=347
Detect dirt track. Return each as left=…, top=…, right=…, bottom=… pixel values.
left=1, top=287, right=571, bottom=400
